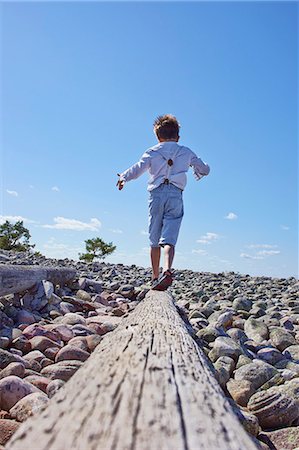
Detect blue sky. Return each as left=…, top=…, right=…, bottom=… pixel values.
left=1, top=1, right=298, bottom=278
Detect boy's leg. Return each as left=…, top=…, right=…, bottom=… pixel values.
left=163, top=244, right=175, bottom=272
left=150, top=246, right=161, bottom=280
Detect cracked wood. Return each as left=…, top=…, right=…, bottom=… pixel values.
left=7, top=290, right=259, bottom=450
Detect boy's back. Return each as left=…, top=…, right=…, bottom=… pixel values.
left=119, top=141, right=209, bottom=192
left=117, top=114, right=210, bottom=291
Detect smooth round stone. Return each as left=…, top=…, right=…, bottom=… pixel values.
left=24, top=375, right=51, bottom=394
left=0, top=363, right=25, bottom=380
left=47, top=379, right=65, bottom=398
left=244, top=318, right=269, bottom=344
left=22, top=324, right=59, bottom=342
left=67, top=337, right=89, bottom=352
left=227, top=328, right=248, bottom=344
left=270, top=327, right=296, bottom=352
left=232, top=297, right=252, bottom=312
left=0, top=349, right=28, bottom=370
left=61, top=313, right=86, bottom=326
left=41, top=360, right=83, bottom=381
left=9, top=392, right=49, bottom=422
left=257, top=348, right=285, bottom=365
left=234, top=360, right=278, bottom=391
left=214, top=356, right=235, bottom=388
left=196, top=326, right=227, bottom=343
left=76, top=289, right=92, bottom=302
left=214, top=311, right=234, bottom=329
left=226, top=379, right=255, bottom=407
left=86, top=335, right=102, bottom=352
left=0, top=376, right=40, bottom=411
left=49, top=325, right=74, bottom=343
left=23, top=350, right=45, bottom=364
left=209, top=336, right=242, bottom=363
left=0, top=419, right=20, bottom=446
left=248, top=390, right=299, bottom=429
left=12, top=336, right=31, bottom=353
left=29, top=336, right=61, bottom=353
left=55, top=345, right=90, bottom=363
left=283, top=345, right=299, bottom=362
left=43, top=346, right=61, bottom=361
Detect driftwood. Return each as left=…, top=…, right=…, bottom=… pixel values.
left=0, top=265, right=76, bottom=296
left=7, top=291, right=259, bottom=450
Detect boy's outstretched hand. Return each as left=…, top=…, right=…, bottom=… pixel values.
left=116, top=174, right=125, bottom=191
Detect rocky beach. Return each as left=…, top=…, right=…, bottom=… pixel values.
left=0, top=249, right=298, bottom=449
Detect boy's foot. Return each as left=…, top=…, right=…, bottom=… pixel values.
left=151, top=270, right=173, bottom=291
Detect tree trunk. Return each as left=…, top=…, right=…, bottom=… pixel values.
left=7, top=290, right=259, bottom=450
left=0, top=265, right=76, bottom=296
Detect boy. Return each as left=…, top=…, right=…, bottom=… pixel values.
left=117, top=114, right=210, bottom=290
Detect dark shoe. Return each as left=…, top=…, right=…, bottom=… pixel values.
left=150, top=278, right=158, bottom=288
left=151, top=270, right=173, bottom=291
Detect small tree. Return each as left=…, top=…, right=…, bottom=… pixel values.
left=0, top=220, right=35, bottom=252
left=79, top=237, right=116, bottom=262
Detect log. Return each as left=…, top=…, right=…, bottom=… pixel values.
left=7, top=291, right=259, bottom=450
left=0, top=265, right=76, bottom=296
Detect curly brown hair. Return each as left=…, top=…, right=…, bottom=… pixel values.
left=153, top=114, right=180, bottom=140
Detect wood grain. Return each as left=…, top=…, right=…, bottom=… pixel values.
left=6, top=291, right=259, bottom=450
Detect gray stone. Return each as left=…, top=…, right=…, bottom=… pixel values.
left=270, top=327, right=296, bottom=351
left=244, top=318, right=269, bottom=344
left=209, top=336, right=243, bottom=362
left=234, top=360, right=278, bottom=391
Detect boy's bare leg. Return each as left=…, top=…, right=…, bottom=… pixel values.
left=164, top=244, right=175, bottom=272
left=150, top=246, right=161, bottom=280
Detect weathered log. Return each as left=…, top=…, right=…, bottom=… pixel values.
left=7, top=291, right=259, bottom=450
left=0, top=265, right=76, bottom=296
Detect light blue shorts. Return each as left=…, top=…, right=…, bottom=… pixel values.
left=148, top=183, right=184, bottom=247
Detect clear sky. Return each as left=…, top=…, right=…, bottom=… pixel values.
left=1, top=1, right=298, bottom=278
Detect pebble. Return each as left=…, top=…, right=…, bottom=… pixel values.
left=55, top=345, right=90, bottom=363
left=40, top=360, right=83, bottom=381
left=0, top=376, right=40, bottom=411
left=0, top=362, right=25, bottom=380
left=9, top=392, right=49, bottom=422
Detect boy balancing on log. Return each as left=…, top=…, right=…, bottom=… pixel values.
left=117, top=114, right=210, bottom=291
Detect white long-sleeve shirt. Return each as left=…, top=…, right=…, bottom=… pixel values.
left=119, top=141, right=210, bottom=191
